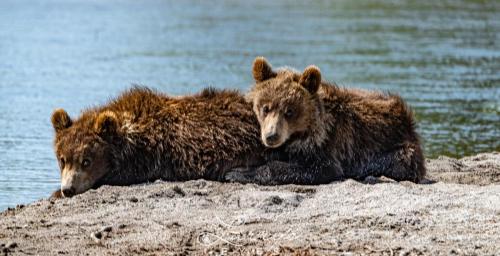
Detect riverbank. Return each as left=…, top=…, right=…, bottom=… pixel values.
left=1, top=152, right=499, bottom=255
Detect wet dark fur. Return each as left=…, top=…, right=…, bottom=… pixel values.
left=318, top=85, right=426, bottom=182
left=226, top=58, right=426, bottom=184
left=52, top=86, right=267, bottom=195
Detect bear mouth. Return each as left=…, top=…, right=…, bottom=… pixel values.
left=263, top=138, right=285, bottom=148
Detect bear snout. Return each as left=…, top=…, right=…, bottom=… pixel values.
left=260, top=115, right=290, bottom=148
left=265, top=132, right=280, bottom=145
left=60, top=170, right=93, bottom=197
left=61, top=187, right=76, bottom=197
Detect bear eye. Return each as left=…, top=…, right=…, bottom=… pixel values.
left=82, top=159, right=91, bottom=168
left=262, top=105, right=270, bottom=115
left=285, top=109, right=294, bottom=118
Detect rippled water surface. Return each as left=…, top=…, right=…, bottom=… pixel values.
left=0, top=0, right=499, bottom=210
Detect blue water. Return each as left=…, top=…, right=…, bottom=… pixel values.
left=0, top=0, right=499, bottom=210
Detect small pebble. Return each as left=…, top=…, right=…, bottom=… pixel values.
left=90, top=231, right=102, bottom=243
left=5, top=242, right=17, bottom=249
left=118, top=224, right=127, bottom=229
left=100, top=226, right=112, bottom=232
left=129, top=197, right=138, bottom=203
left=93, top=232, right=102, bottom=239
left=270, top=196, right=283, bottom=205
left=172, top=186, right=185, bottom=196
left=167, top=221, right=181, bottom=228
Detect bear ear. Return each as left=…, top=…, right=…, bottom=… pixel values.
left=299, top=65, right=321, bottom=94
left=94, top=111, right=119, bottom=137
left=51, top=109, right=72, bottom=132
left=252, top=56, right=277, bottom=82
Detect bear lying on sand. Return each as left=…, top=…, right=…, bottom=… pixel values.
left=51, top=72, right=425, bottom=197
left=226, top=57, right=426, bottom=184
left=51, top=87, right=269, bottom=197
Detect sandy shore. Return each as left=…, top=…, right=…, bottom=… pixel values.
left=1, top=152, right=499, bottom=255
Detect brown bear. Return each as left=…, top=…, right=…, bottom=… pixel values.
left=51, top=86, right=269, bottom=197
left=226, top=57, right=426, bottom=184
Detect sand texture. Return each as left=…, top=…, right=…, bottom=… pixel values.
left=1, top=152, right=499, bottom=255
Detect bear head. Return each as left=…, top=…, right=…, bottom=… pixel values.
left=51, top=109, right=120, bottom=197
left=246, top=57, right=323, bottom=148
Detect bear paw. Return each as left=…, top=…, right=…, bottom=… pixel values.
left=224, top=167, right=258, bottom=184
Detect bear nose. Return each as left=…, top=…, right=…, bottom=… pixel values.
left=62, top=187, right=75, bottom=197
left=265, top=133, right=279, bottom=144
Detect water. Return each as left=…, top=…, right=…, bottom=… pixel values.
left=0, top=0, right=498, bottom=210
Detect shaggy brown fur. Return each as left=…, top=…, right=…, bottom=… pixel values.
left=226, top=57, right=426, bottom=184
left=51, top=86, right=266, bottom=197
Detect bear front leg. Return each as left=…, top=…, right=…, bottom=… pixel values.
left=226, top=161, right=341, bottom=185
left=385, top=142, right=426, bottom=183
left=224, top=166, right=262, bottom=184
left=362, top=142, right=426, bottom=183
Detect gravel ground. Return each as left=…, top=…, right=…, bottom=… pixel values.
left=1, top=152, right=499, bottom=255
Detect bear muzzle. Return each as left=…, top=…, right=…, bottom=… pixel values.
left=264, top=132, right=280, bottom=146
left=260, top=113, right=291, bottom=148
left=61, top=169, right=93, bottom=197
